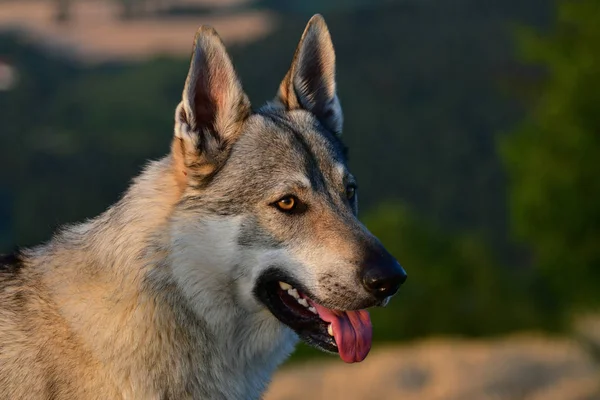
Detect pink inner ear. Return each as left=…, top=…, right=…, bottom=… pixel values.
left=210, top=67, right=229, bottom=110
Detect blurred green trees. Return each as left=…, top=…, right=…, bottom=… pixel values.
left=501, top=0, right=600, bottom=309
left=364, top=203, right=558, bottom=340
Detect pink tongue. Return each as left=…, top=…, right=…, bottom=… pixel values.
left=309, top=301, right=372, bottom=363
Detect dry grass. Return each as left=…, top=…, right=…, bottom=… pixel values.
left=0, top=0, right=276, bottom=63
left=265, top=335, right=600, bottom=400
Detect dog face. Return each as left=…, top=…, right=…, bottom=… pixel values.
left=169, top=15, right=406, bottom=364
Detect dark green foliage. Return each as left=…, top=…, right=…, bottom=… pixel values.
left=501, top=0, right=600, bottom=308
left=364, top=203, right=561, bottom=339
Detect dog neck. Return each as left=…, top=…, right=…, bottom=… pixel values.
left=35, top=156, right=296, bottom=398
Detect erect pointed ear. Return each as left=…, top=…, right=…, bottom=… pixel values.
left=173, top=26, right=250, bottom=187
left=276, top=14, right=343, bottom=135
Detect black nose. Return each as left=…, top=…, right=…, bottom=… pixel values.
left=360, top=247, right=407, bottom=299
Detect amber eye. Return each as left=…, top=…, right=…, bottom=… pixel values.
left=346, top=185, right=357, bottom=200
left=276, top=196, right=297, bottom=212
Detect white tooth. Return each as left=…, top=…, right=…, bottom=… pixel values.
left=297, top=298, right=308, bottom=307
left=288, top=288, right=299, bottom=299
left=327, top=324, right=334, bottom=336
left=381, top=296, right=391, bottom=307
left=279, top=282, right=292, bottom=291
left=308, top=306, right=317, bottom=314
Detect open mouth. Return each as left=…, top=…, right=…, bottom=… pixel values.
left=255, top=273, right=373, bottom=363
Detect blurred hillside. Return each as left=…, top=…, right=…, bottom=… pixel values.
left=266, top=335, right=600, bottom=400
left=0, top=0, right=274, bottom=62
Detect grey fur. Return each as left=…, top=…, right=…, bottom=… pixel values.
left=0, top=14, right=401, bottom=399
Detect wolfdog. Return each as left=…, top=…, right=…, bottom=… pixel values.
left=0, top=14, right=406, bottom=399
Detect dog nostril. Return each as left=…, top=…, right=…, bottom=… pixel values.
left=374, top=280, right=395, bottom=294
left=364, top=276, right=400, bottom=298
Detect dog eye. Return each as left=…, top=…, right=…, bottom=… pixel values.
left=346, top=185, right=357, bottom=200
left=275, top=196, right=298, bottom=212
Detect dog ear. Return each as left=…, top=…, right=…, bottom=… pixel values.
left=173, top=26, right=251, bottom=186
left=276, top=14, right=343, bottom=136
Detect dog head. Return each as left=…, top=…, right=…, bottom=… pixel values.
left=168, top=15, right=407, bottom=363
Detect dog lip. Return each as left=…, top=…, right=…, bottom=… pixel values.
left=253, top=268, right=338, bottom=354
left=253, top=267, right=322, bottom=308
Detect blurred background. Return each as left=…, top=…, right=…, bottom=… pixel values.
left=0, top=0, right=599, bottom=398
